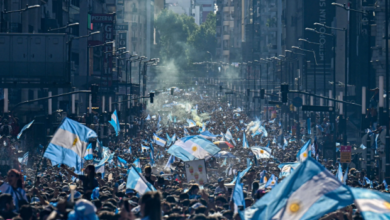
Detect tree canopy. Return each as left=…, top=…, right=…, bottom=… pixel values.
left=154, top=10, right=216, bottom=72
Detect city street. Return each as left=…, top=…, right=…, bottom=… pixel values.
left=0, top=0, right=389, bottom=219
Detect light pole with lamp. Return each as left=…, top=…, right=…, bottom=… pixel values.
left=331, top=2, right=367, bottom=147
left=1, top=4, right=40, bottom=32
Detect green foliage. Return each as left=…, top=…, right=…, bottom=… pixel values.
left=154, top=10, right=216, bottom=72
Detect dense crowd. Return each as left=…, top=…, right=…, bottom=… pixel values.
left=0, top=88, right=385, bottom=220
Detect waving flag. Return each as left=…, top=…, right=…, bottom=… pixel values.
left=225, top=129, right=233, bottom=141
left=307, top=118, right=311, bottom=134
left=233, top=171, right=246, bottom=212
left=264, top=174, right=278, bottom=189
left=343, top=165, right=349, bottom=185
left=199, top=131, right=217, bottom=140
left=17, top=120, right=34, bottom=139
left=164, top=155, right=175, bottom=170
left=133, top=158, right=142, bottom=173
left=336, top=163, right=343, bottom=182
left=278, top=162, right=300, bottom=178
left=167, top=136, right=221, bottom=161
left=44, top=118, right=97, bottom=173
left=251, top=146, right=273, bottom=159
left=240, top=157, right=354, bottom=220
left=260, top=170, right=267, bottom=184
left=172, top=134, right=177, bottom=143
left=259, top=126, right=268, bottom=137
left=153, top=133, right=166, bottom=147
left=117, top=156, right=128, bottom=168
left=109, top=110, right=120, bottom=136
left=126, top=167, right=156, bottom=196
left=243, top=133, right=249, bottom=149
left=84, top=143, right=93, bottom=160
left=296, top=139, right=311, bottom=162
left=187, top=119, right=196, bottom=127
left=184, top=128, right=190, bottom=136
left=149, top=151, right=155, bottom=166
left=18, top=152, right=29, bottom=166
left=350, top=187, right=390, bottom=219
left=166, top=133, right=172, bottom=146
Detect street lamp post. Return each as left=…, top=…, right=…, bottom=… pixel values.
left=331, top=2, right=366, bottom=146
left=1, top=4, right=40, bottom=32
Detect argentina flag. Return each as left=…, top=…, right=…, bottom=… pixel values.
left=17, top=120, right=34, bottom=139
left=251, top=146, right=273, bottom=159
left=43, top=118, right=97, bottom=173
left=153, top=133, right=166, bottom=147
left=351, top=187, right=390, bottom=219
left=297, top=139, right=311, bottom=162
left=167, top=135, right=221, bottom=161
left=240, top=157, right=354, bottom=220
left=117, top=156, right=128, bottom=168
left=109, top=110, right=120, bottom=136
left=126, top=166, right=156, bottom=196
left=18, top=152, right=29, bottom=166
left=83, top=143, right=93, bottom=160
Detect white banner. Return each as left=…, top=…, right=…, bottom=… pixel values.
left=185, top=160, right=208, bottom=185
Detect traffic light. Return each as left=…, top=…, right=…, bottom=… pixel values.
left=281, top=84, right=289, bottom=103
left=91, top=84, right=99, bottom=104
left=171, top=88, right=174, bottom=95
left=260, top=89, right=265, bottom=99
left=219, top=86, right=222, bottom=92
left=150, top=92, right=154, bottom=103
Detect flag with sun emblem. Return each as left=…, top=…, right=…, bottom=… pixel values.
left=350, top=187, right=390, bottom=219
left=43, top=118, right=97, bottom=173
left=250, top=146, right=273, bottom=159
left=153, top=133, right=166, bottom=147
left=264, top=174, right=278, bottom=189
left=296, top=139, right=311, bottom=162
left=239, top=157, right=354, bottom=220
left=167, top=135, right=221, bottom=161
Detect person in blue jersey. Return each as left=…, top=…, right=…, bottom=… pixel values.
left=0, top=169, right=28, bottom=212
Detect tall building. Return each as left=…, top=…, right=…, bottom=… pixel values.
left=216, top=0, right=234, bottom=63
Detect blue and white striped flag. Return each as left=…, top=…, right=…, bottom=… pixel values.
left=117, top=156, right=128, bottom=168
left=43, top=118, right=97, bottom=173
left=17, top=120, right=34, bottom=139
left=126, top=167, right=156, bottom=196
left=240, top=157, right=354, bottom=220
left=264, top=174, right=278, bottom=189
left=165, top=155, right=175, bottom=170
left=109, top=110, right=120, bottom=136
left=18, top=152, right=29, bottom=166
left=84, top=143, right=93, bottom=160
left=350, top=187, right=390, bottom=220
left=296, top=139, right=311, bottom=162
left=153, top=133, right=166, bottom=147
left=251, top=146, right=273, bottom=159
left=133, top=158, right=142, bottom=173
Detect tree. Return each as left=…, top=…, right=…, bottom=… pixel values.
left=154, top=10, right=216, bottom=73
left=187, top=13, right=217, bottom=64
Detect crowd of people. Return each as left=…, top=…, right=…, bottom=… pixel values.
left=0, top=87, right=385, bottom=220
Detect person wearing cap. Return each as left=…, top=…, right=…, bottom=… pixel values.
left=214, top=178, right=227, bottom=195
